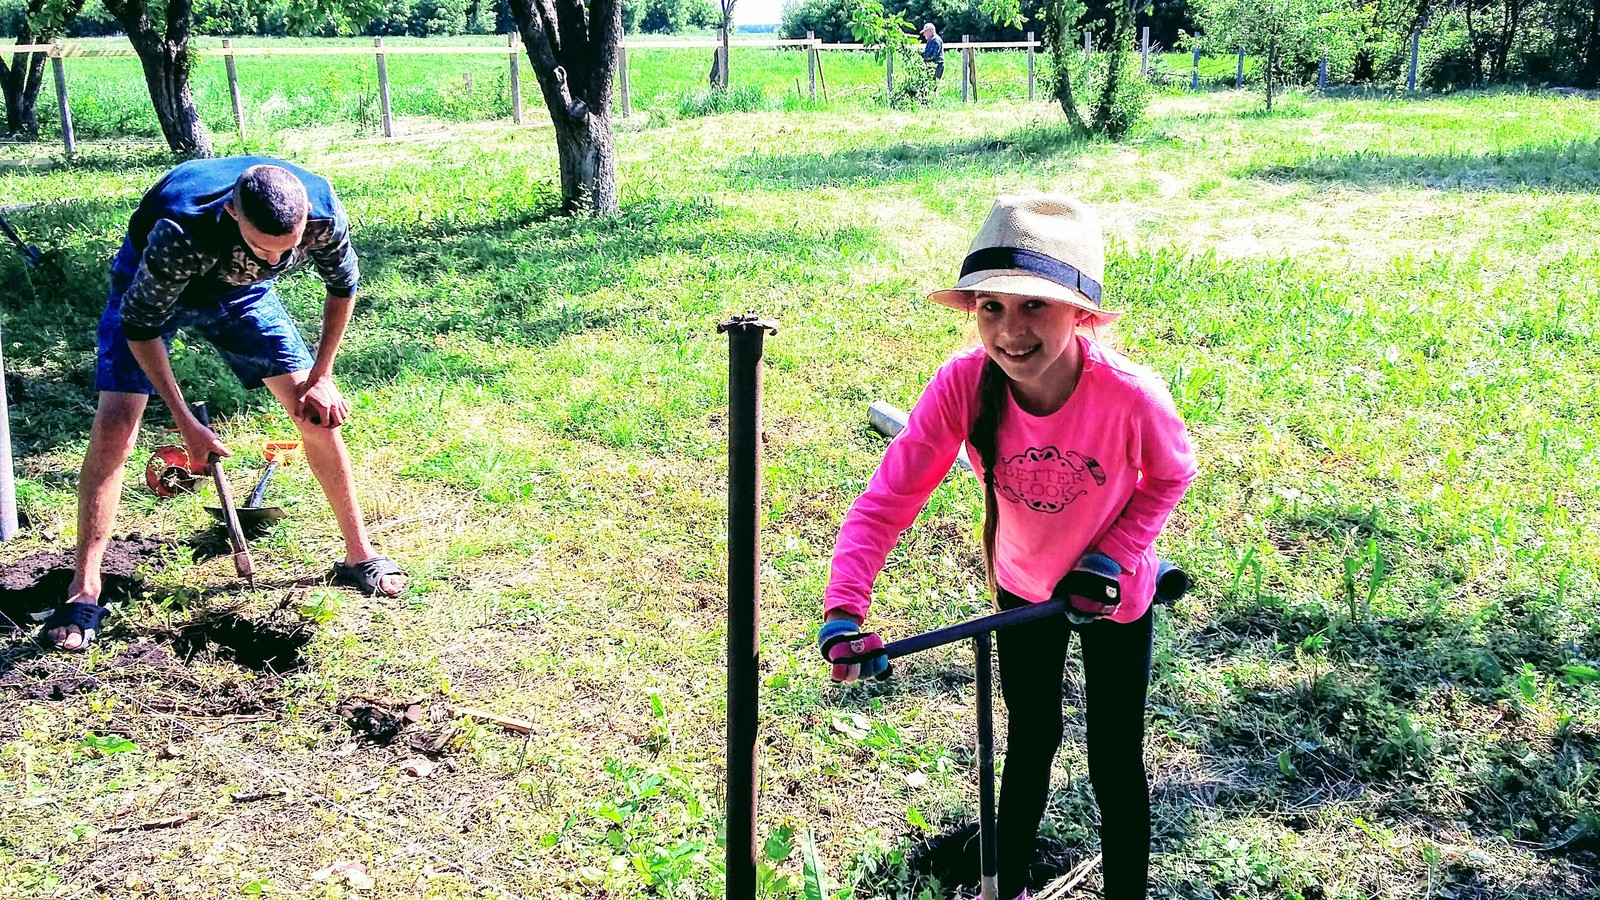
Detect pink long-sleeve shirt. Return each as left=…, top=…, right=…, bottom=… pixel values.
left=826, top=337, right=1198, bottom=625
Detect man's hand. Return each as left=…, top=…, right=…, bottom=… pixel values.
left=178, top=416, right=230, bottom=470
left=295, top=373, right=350, bottom=428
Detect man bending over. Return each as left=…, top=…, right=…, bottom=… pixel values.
left=46, top=157, right=406, bottom=650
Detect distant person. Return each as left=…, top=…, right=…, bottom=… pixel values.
left=818, top=195, right=1198, bottom=899
left=920, top=22, right=945, bottom=81
left=44, top=157, right=407, bottom=651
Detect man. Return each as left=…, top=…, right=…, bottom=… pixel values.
left=45, top=157, right=406, bottom=651
left=920, top=22, right=945, bottom=81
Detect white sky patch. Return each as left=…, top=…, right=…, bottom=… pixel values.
left=734, top=0, right=785, bottom=26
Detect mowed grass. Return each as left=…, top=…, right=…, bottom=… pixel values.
left=1, top=86, right=1598, bottom=899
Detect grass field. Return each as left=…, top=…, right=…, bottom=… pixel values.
left=2, top=79, right=1599, bottom=899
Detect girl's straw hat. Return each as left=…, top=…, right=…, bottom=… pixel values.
left=928, top=193, right=1119, bottom=324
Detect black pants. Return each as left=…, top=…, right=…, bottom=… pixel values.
left=995, top=590, right=1154, bottom=899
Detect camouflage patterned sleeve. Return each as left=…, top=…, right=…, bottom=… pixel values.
left=304, top=195, right=359, bottom=299
left=120, top=218, right=214, bottom=342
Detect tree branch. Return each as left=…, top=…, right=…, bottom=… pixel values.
left=508, top=0, right=584, bottom=121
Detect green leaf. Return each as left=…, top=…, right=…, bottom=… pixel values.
left=81, top=733, right=136, bottom=755
left=1277, top=750, right=1295, bottom=777
left=764, top=825, right=795, bottom=862
left=1560, top=664, right=1600, bottom=685
left=800, top=828, right=827, bottom=900
left=906, top=806, right=931, bottom=832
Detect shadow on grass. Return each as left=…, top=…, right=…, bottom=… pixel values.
left=1165, top=596, right=1600, bottom=888
left=6, top=194, right=876, bottom=458
left=725, top=121, right=1094, bottom=191
left=1246, top=138, right=1600, bottom=193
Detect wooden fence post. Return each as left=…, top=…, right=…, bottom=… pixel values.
left=1236, top=47, right=1245, bottom=87
left=1084, top=30, right=1091, bottom=62
left=960, top=37, right=972, bottom=101
left=509, top=33, right=524, bottom=124
left=886, top=47, right=894, bottom=103
left=807, top=32, right=816, bottom=101
left=464, top=71, right=472, bottom=90
left=717, top=26, right=728, bottom=89
left=1140, top=26, right=1150, bottom=75
left=961, top=35, right=970, bottom=102
left=50, top=41, right=75, bottom=155
left=1192, top=45, right=1200, bottom=90
left=374, top=37, right=394, bottom=137
left=1027, top=31, right=1035, bottom=100
left=618, top=41, right=631, bottom=117
left=1407, top=29, right=1419, bottom=94
left=223, top=39, right=246, bottom=140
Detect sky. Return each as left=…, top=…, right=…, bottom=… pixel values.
left=734, top=0, right=786, bottom=26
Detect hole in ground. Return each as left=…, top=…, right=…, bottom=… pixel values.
left=167, top=611, right=312, bottom=674
left=905, top=823, right=1082, bottom=899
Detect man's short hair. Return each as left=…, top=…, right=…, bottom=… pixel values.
left=922, top=22, right=935, bottom=32
left=233, top=165, right=308, bottom=236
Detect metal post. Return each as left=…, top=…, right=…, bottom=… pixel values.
left=1192, top=45, right=1201, bottom=90
left=0, top=332, right=17, bottom=542
left=464, top=70, right=472, bottom=90
left=975, top=632, right=998, bottom=900
left=719, top=312, right=777, bottom=900
left=50, top=41, right=74, bottom=156
left=886, top=47, right=893, bottom=103
left=1407, top=29, right=1420, bottom=94
left=1318, top=53, right=1328, bottom=90
left=1084, top=30, right=1092, bottom=62
left=807, top=32, right=816, bottom=101
left=510, top=33, right=525, bottom=124
left=618, top=42, right=631, bottom=118
left=1236, top=47, right=1245, bottom=87
left=1027, top=31, right=1035, bottom=100
left=1141, top=26, right=1150, bottom=76
left=375, top=37, right=394, bottom=137
left=223, top=39, right=246, bottom=140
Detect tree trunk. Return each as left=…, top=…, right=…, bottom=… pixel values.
left=1054, top=56, right=1086, bottom=131
left=508, top=0, right=622, bottom=215
left=553, top=112, right=618, bottom=214
left=2, top=0, right=86, bottom=139
left=106, top=0, right=213, bottom=157
left=1583, top=0, right=1600, bottom=86
left=1265, top=42, right=1276, bottom=111
left=1, top=50, right=48, bottom=138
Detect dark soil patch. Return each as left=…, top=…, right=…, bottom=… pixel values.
left=0, top=535, right=170, bottom=624
left=338, top=695, right=423, bottom=744
left=166, top=611, right=312, bottom=674
left=904, top=822, right=1080, bottom=898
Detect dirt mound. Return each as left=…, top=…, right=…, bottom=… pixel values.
left=0, top=535, right=170, bottom=624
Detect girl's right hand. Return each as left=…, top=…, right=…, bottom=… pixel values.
left=819, top=615, right=889, bottom=682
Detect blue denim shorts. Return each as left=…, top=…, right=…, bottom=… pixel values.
left=95, top=262, right=315, bottom=394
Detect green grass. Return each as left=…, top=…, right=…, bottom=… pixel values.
left=1, top=86, right=1598, bottom=899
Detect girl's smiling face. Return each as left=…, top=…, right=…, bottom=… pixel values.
left=974, top=291, right=1087, bottom=405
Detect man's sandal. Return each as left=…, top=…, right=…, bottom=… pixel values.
left=330, top=557, right=408, bottom=597
left=40, top=602, right=110, bottom=651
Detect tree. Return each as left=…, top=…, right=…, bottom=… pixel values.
left=1194, top=0, right=1354, bottom=109
left=2, top=0, right=86, bottom=138
left=707, top=0, right=732, bottom=88
left=1041, top=0, right=1089, bottom=129
left=101, top=0, right=214, bottom=155
left=505, top=0, right=623, bottom=213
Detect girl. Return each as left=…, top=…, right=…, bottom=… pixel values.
left=817, top=194, right=1197, bottom=899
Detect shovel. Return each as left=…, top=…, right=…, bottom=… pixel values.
left=206, top=440, right=299, bottom=536
left=191, top=403, right=255, bottom=585
left=0, top=213, right=42, bottom=269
